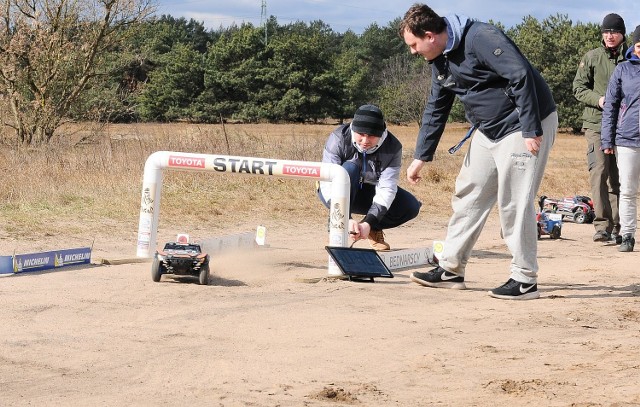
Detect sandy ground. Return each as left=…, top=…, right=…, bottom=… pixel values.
left=1, top=211, right=640, bottom=407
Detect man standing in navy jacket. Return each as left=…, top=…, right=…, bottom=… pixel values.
left=399, top=4, right=558, bottom=300
left=601, top=25, right=640, bottom=253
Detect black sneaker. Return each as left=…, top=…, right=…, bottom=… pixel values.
left=410, top=267, right=466, bottom=290
left=593, top=231, right=610, bottom=242
left=489, top=278, right=540, bottom=300
left=618, top=234, right=635, bottom=252
left=612, top=233, right=623, bottom=245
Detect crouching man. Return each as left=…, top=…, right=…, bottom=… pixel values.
left=318, top=104, right=421, bottom=250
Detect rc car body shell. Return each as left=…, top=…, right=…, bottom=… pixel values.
left=539, top=195, right=595, bottom=224
left=537, top=211, right=562, bottom=239
left=151, top=242, right=210, bottom=285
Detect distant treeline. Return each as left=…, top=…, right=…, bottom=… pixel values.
left=58, top=14, right=620, bottom=130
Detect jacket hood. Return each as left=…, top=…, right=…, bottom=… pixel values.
left=443, top=14, right=470, bottom=54
left=624, top=46, right=640, bottom=60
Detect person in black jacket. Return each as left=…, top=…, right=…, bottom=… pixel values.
left=318, top=105, right=421, bottom=250
left=399, top=4, right=558, bottom=299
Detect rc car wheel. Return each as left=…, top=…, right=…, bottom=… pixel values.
left=151, top=258, right=164, bottom=282
left=573, top=209, right=587, bottom=224
left=198, top=263, right=210, bottom=285
left=550, top=225, right=561, bottom=239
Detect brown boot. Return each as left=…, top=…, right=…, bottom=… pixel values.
left=368, top=229, right=390, bottom=251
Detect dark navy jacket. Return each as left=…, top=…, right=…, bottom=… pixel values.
left=416, top=15, right=557, bottom=162
left=601, top=49, right=640, bottom=149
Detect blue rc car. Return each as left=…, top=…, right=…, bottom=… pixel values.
left=537, top=211, right=562, bottom=239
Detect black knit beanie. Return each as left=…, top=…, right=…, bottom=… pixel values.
left=601, top=13, right=626, bottom=34
left=351, top=105, right=385, bottom=137
left=633, top=25, right=640, bottom=45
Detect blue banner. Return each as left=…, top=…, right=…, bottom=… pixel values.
left=10, top=247, right=92, bottom=274
left=0, top=256, right=13, bottom=274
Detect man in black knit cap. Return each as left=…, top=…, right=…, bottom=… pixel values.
left=317, top=105, right=421, bottom=250
left=573, top=13, right=628, bottom=244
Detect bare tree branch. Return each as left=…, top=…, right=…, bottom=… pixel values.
left=0, top=0, right=155, bottom=144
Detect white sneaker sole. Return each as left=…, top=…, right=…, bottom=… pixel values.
left=488, top=290, right=540, bottom=300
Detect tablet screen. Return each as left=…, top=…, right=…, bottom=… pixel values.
left=325, top=246, right=393, bottom=279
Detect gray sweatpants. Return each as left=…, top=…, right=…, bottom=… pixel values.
left=616, top=146, right=640, bottom=237
left=440, top=111, right=558, bottom=284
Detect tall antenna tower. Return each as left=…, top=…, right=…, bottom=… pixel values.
left=260, top=0, right=268, bottom=45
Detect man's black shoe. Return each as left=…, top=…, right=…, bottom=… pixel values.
left=593, top=231, right=610, bottom=242
left=489, top=278, right=539, bottom=300
left=410, top=267, right=466, bottom=290
left=611, top=233, right=623, bottom=245
left=618, top=234, right=635, bottom=252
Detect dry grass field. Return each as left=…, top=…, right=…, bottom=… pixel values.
left=0, top=121, right=589, bottom=245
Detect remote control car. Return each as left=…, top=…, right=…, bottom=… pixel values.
left=539, top=195, right=595, bottom=224
left=151, top=236, right=210, bottom=285
left=537, top=211, right=562, bottom=239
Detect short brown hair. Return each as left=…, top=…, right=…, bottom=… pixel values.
left=398, top=3, right=447, bottom=38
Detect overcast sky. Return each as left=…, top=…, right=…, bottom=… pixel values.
left=155, top=0, right=636, bottom=34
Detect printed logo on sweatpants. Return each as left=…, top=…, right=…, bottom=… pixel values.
left=510, top=152, right=532, bottom=171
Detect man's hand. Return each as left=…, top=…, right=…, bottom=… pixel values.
left=348, top=219, right=371, bottom=242
left=407, top=159, right=426, bottom=185
left=525, top=136, right=543, bottom=156
left=603, top=148, right=615, bottom=155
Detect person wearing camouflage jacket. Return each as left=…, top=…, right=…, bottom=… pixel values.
left=573, top=13, right=628, bottom=243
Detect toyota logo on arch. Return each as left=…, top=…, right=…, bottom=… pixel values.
left=282, top=164, right=321, bottom=178
left=168, top=155, right=206, bottom=168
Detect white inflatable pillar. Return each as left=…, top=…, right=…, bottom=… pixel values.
left=136, top=151, right=350, bottom=276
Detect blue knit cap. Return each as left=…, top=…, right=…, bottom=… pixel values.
left=633, top=25, right=640, bottom=45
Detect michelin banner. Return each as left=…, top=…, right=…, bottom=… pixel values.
left=0, top=256, right=12, bottom=275
left=0, top=247, right=92, bottom=275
